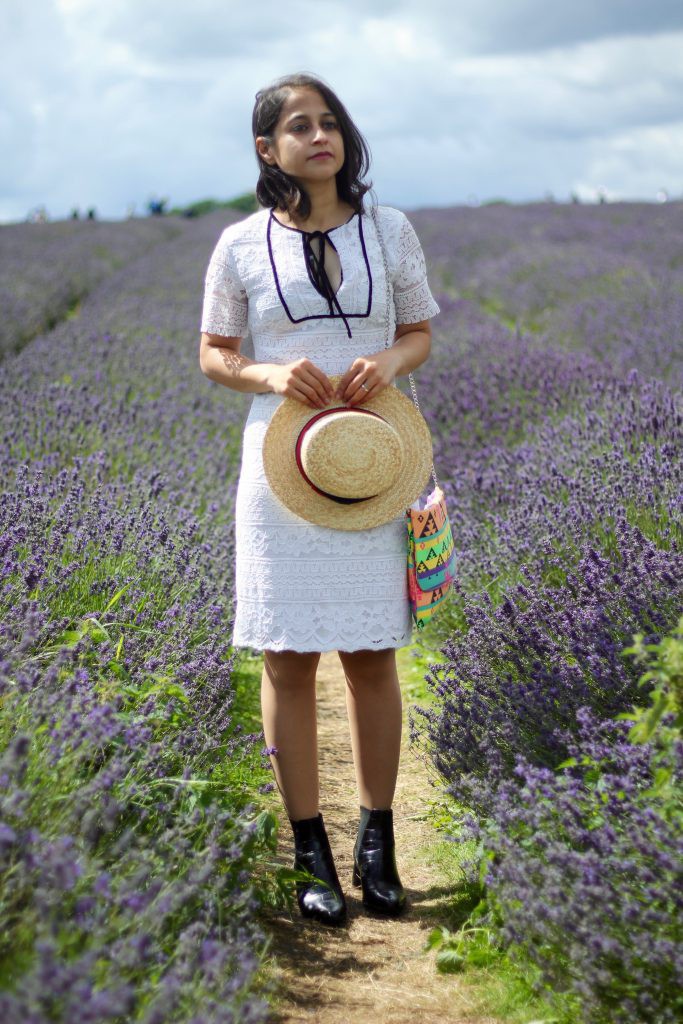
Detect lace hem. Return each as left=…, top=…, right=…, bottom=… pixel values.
left=232, top=599, right=414, bottom=653
left=394, top=280, right=441, bottom=324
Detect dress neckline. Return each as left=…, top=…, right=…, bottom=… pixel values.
left=269, top=209, right=358, bottom=236
left=265, top=206, right=371, bottom=337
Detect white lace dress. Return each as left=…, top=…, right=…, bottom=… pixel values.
left=200, top=204, right=440, bottom=652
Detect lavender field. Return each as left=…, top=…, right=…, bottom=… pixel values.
left=409, top=202, right=683, bottom=1024
left=1, top=200, right=682, bottom=1023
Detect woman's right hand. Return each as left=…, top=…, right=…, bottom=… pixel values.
left=265, top=358, right=335, bottom=409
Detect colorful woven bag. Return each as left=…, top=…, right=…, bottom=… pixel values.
left=371, top=206, right=456, bottom=629
left=406, top=485, right=456, bottom=629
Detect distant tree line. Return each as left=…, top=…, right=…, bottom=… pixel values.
left=169, top=192, right=259, bottom=218
left=22, top=192, right=259, bottom=224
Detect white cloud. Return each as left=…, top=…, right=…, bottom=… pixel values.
left=1, top=0, right=683, bottom=221
left=576, top=121, right=683, bottom=199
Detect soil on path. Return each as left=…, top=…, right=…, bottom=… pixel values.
left=262, top=651, right=497, bottom=1024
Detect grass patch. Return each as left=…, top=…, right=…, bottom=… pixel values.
left=229, top=651, right=265, bottom=733
left=397, top=639, right=441, bottom=705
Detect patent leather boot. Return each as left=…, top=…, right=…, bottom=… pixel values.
left=352, top=806, right=407, bottom=917
left=290, top=812, right=347, bottom=927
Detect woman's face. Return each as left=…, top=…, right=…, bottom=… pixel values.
left=256, top=87, right=345, bottom=185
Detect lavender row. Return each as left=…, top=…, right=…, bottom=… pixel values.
left=411, top=202, right=683, bottom=386
left=0, top=215, right=186, bottom=359
left=413, top=202, right=683, bottom=279
left=0, top=212, right=273, bottom=1022
left=411, top=530, right=683, bottom=811
left=410, top=203, right=682, bottom=1021
left=410, top=209, right=681, bottom=799
left=412, top=295, right=681, bottom=601
left=468, top=695, right=683, bottom=1024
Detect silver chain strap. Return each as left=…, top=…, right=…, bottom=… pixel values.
left=370, top=204, right=439, bottom=491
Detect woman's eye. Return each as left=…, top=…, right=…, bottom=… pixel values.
left=290, top=120, right=337, bottom=133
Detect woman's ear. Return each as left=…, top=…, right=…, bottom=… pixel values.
left=256, top=136, right=277, bottom=165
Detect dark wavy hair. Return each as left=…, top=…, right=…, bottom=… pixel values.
left=252, top=73, right=372, bottom=220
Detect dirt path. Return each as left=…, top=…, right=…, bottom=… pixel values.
left=261, top=651, right=497, bottom=1024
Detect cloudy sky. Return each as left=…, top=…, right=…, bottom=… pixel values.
left=2, top=0, right=683, bottom=222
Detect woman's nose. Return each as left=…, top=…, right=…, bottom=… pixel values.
left=312, top=124, right=328, bottom=142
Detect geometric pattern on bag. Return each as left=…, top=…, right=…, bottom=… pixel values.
left=406, top=486, right=456, bottom=630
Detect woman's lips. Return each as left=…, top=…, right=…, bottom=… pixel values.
left=308, top=152, right=334, bottom=160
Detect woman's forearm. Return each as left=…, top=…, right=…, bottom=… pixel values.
left=390, top=327, right=431, bottom=377
left=200, top=342, right=276, bottom=394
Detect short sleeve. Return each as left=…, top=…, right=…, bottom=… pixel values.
left=200, top=232, right=249, bottom=337
left=392, top=214, right=440, bottom=325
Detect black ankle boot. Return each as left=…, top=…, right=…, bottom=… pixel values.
left=290, top=812, right=347, bottom=927
left=352, top=805, right=407, bottom=917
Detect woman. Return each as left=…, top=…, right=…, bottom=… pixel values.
left=199, top=73, right=439, bottom=927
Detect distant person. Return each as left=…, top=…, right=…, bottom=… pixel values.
left=148, top=198, right=167, bottom=216
left=199, top=72, right=440, bottom=928
left=28, top=205, right=49, bottom=223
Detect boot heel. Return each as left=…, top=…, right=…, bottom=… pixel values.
left=290, top=812, right=347, bottom=927
left=353, top=806, right=407, bottom=917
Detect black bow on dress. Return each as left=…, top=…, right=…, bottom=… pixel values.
left=303, top=230, right=353, bottom=338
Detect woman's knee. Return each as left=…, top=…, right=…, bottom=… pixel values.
left=338, top=648, right=397, bottom=686
left=263, top=649, right=320, bottom=689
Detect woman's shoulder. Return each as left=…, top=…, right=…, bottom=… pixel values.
left=366, top=204, right=413, bottom=251
left=372, top=203, right=409, bottom=225
left=216, top=207, right=270, bottom=246
left=207, top=209, right=270, bottom=272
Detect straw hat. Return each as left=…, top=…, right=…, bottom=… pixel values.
left=262, top=375, right=433, bottom=530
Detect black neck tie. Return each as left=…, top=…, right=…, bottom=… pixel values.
left=302, top=230, right=352, bottom=338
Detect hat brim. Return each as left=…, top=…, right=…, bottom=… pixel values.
left=262, top=376, right=433, bottom=531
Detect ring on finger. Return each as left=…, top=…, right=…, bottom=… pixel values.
left=360, top=382, right=370, bottom=391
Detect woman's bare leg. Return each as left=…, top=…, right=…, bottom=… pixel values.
left=261, top=649, right=321, bottom=820
left=338, top=648, right=402, bottom=809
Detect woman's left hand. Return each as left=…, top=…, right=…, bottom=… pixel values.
left=335, top=349, right=402, bottom=406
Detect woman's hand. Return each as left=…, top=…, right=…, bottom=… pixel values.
left=266, top=358, right=335, bottom=409
left=336, top=322, right=433, bottom=406
left=335, top=349, right=402, bottom=407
